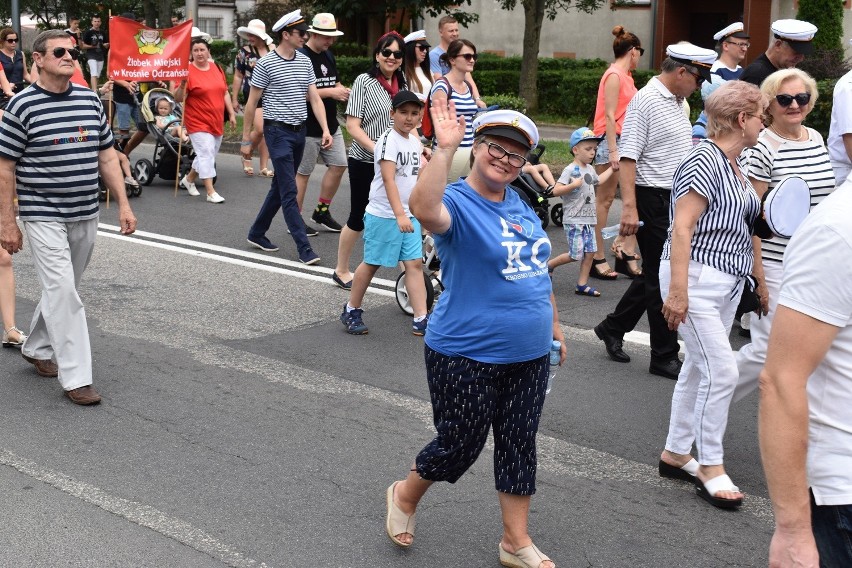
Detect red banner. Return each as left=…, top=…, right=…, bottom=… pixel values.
left=108, top=18, right=191, bottom=81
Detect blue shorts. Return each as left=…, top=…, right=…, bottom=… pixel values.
left=594, top=134, right=619, bottom=166
left=363, top=212, right=422, bottom=267
left=563, top=223, right=596, bottom=260
left=115, top=102, right=141, bottom=131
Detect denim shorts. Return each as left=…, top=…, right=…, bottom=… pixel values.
left=563, top=223, right=596, bottom=260
left=594, top=134, right=619, bottom=166
left=362, top=212, right=422, bottom=267
left=115, top=102, right=141, bottom=131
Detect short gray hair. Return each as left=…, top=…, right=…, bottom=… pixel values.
left=660, top=56, right=699, bottom=78
left=33, top=29, right=71, bottom=54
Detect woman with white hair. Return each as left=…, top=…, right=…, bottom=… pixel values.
left=232, top=19, right=274, bottom=177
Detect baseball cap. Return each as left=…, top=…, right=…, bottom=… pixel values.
left=570, top=127, right=604, bottom=149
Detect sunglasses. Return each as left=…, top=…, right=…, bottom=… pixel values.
left=484, top=141, right=527, bottom=168
left=380, top=48, right=403, bottom=59
left=456, top=53, right=478, bottom=62
left=286, top=29, right=308, bottom=37
left=775, top=92, right=811, bottom=107
left=415, top=44, right=429, bottom=52
left=43, top=47, right=80, bottom=60
left=684, top=68, right=704, bottom=85
left=634, top=46, right=645, bottom=56
left=6, top=37, right=19, bottom=43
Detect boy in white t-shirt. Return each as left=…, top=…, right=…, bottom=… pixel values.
left=547, top=128, right=613, bottom=297
left=340, top=91, right=429, bottom=336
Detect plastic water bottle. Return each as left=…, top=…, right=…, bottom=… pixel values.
left=600, top=221, right=644, bottom=240
left=572, top=165, right=581, bottom=178
left=546, top=340, right=561, bottom=395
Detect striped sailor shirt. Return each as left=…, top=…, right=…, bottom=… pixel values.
left=746, top=127, right=835, bottom=264
left=345, top=73, right=395, bottom=163
left=619, top=76, right=693, bottom=190
left=662, top=140, right=761, bottom=277
left=250, top=49, right=316, bottom=125
left=0, top=83, right=113, bottom=222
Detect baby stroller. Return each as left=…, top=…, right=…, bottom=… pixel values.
left=508, top=144, right=555, bottom=229
left=132, top=88, right=202, bottom=186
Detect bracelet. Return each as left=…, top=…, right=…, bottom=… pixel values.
left=240, top=141, right=252, bottom=146
left=475, top=97, right=482, bottom=101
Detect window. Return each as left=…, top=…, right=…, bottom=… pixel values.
left=197, top=17, right=222, bottom=38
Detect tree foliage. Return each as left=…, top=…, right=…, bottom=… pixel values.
left=314, top=0, right=478, bottom=28
left=797, top=0, right=848, bottom=79
left=14, top=0, right=176, bottom=29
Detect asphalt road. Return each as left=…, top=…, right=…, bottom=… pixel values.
left=0, top=144, right=769, bottom=567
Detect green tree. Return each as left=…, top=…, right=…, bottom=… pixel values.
left=497, top=0, right=605, bottom=112
left=797, top=0, right=848, bottom=79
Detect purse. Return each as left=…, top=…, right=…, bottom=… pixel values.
left=736, top=275, right=761, bottom=319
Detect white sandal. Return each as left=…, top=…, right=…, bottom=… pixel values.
left=2, top=326, right=27, bottom=348
left=695, top=473, right=743, bottom=509
left=385, top=481, right=415, bottom=547
left=499, top=542, right=552, bottom=568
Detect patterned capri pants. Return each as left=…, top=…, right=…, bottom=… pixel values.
left=415, top=345, right=549, bottom=495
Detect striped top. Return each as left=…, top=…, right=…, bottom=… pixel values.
left=746, top=127, right=835, bottom=263
left=619, top=77, right=693, bottom=190
left=662, top=140, right=761, bottom=277
left=345, top=73, right=395, bottom=163
left=250, top=49, right=316, bottom=125
left=0, top=83, right=113, bottom=222
left=430, top=78, right=478, bottom=147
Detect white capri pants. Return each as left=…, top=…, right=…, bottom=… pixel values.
left=188, top=131, right=222, bottom=179
left=660, top=259, right=743, bottom=465
left=733, top=259, right=783, bottom=402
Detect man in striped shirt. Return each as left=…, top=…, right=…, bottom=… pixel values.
left=594, top=43, right=716, bottom=380
left=241, top=9, right=332, bottom=265
left=0, top=30, right=137, bottom=405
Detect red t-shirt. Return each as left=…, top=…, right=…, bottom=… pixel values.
left=184, top=63, right=227, bottom=136
left=71, top=64, right=88, bottom=87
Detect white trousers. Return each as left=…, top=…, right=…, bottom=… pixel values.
left=660, top=260, right=743, bottom=465
left=21, top=219, right=97, bottom=390
left=733, top=259, right=783, bottom=402
left=189, top=131, right=222, bottom=180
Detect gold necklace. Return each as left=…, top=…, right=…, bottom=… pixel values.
left=770, top=124, right=805, bottom=141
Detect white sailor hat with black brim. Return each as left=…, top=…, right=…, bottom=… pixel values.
left=753, top=175, right=811, bottom=240
left=713, top=22, right=750, bottom=42
left=273, top=9, right=309, bottom=33
left=772, top=19, right=818, bottom=55
left=666, top=43, right=717, bottom=83
left=404, top=30, right=429, bottom=45
left=472, top=110, right=539, bottom=151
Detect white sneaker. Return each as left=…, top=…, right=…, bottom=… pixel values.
left=125, top=175, right=140, bottom=188
left=181, top=175, right=200, bottom=196
left=207, top=191, right=225, bottom=204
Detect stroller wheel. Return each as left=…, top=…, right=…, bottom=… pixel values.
left=550, top=203, right=563, bottom=226
left=395, top=271, right=435, bottom=316
left=534, top=206, right=549, bottom=230
left=131, top=184, right=142, bottom=197
left=134, top=159, right=154, bottom=186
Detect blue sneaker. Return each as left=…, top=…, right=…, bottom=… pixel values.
left=299, top=248, right=321, bottom=265
left=340, top=304, right=368, bottom=335
left=247, top=235, right=279, bottom=252
left=412, top=315, right=428, bottom=336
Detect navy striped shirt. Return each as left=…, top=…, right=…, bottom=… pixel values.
left=662, top=140, right=761, bottom=277
left=746, top=127, right=835, bottom=263
left=250, top=49, right=316, bottom=125
left=430, top=78, right=478, bottom=147
left=0, top=83, right=112, bottom=222
left=619, top=77, right=693, bottom=189
left=345, top=73, right=395, bottom=163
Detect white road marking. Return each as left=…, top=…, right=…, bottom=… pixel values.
left=0, top=449, right=270, bottom=567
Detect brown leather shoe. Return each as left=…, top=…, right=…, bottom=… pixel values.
left=22, top=353, right=59, bottom=378
left=65, top=385, right=101, bottom=405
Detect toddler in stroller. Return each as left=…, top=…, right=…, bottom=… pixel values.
left=154, top=97, right=189, bottom=143
left=132, top=88, right=198, bottom=186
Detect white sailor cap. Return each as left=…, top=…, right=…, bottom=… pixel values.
left=404, top=30, right=428, bottom=44
left=753, top=176, right=811, bottom=239
left=273, top=9, right=309, bottom=33
left=472, top=109, right=539, bottom=150
left=666, top=43, right=718, bottom=82
left=713, top=22, right=749, bottom=42
left=772, top=19, right=818, bottom=54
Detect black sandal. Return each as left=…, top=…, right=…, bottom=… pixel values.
left=614, top=250, right=643, bottom=278
left=590, top=258, right=618, bottom=280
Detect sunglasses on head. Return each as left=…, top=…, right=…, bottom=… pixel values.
left=775, top=92, right=811, bottom=107
left=6, top=37, right=19, bottom=43
left=457, top=53, right=478, bottom=62
left=380, top=48, right=403, bottom=59
left=45, top=47, right=80, bottom=60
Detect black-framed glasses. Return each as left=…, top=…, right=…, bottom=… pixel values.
left=380, top=48, right=403, bottom=59
left=484, top=141, right=527, bottom=168
left=457, top=52, right=478, bottom=62
left=775, top=92, right=811, bottom=107
left=725, top=40, right=750, bottom=49
left=634, top=46, right=645, bottom=56
left=45, top=47, right=80, bottom=60
left=415, top=44, right=429, bottom=52
left=684, top=68, right=704, bottom=86
left=6, top=37, right=19, bottom=43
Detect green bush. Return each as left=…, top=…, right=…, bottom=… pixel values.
left=209, top=40, right=236, bottom=71
left=337, top=56, right=372, bottom=86
left=808, top=78, right=837, bottom=139
left=482, top=93, right=527, bottom=113
left=332, top=42, right=370, bottom=57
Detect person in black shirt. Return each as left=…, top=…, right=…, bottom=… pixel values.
left=81, top=16, right=109, bottom=92
left=295, top=13, right=350, bottom=233
left=739, top=19, right=817, bottom=87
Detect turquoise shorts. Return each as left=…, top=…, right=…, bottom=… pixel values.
left=563, top=223, right=596, bottom=260
left=363, top=212, right=423, bottom=267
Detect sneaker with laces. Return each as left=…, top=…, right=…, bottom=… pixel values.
left=412, top=315, right=428, bottom=336
left=247, top=235, right=279, bottom=252
left=340, top=304, right=368, bottom=335
left=299, top=249, right=321, bottom=265
left=180, top=175, right=200, bottom=196
left=311, top=207, right=343, bottom=232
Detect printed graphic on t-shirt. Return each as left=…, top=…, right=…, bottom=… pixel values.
left=498, top=215, right=550, bottom=281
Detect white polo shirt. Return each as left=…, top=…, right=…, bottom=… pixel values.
left=779, top=181, right=852, bottom=506
left=827, top=68, right=852, bottom=185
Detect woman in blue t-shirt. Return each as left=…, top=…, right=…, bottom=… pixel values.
left=384, top=106, right=565, bottom=568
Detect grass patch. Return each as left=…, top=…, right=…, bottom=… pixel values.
left=538, top=139, right=571, bottom=174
